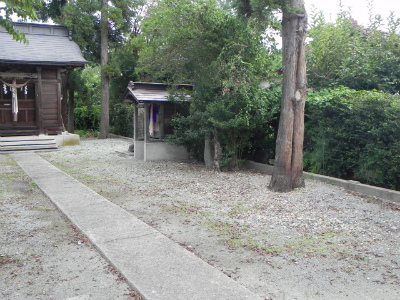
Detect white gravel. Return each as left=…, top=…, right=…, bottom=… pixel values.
left=0, top=152, right=141, bottom=300
left=37, top=138, right=400, bottom=300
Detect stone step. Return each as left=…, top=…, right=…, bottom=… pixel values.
left=0, top=135, right=58, bottom=151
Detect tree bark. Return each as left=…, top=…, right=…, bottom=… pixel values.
left=99, top=0, right=109, bottom=139
left=269, top=0, right=307, bottom=192
left=213, top=127, right=223, bottom=171
left=204, top=132, right=214, bottom=168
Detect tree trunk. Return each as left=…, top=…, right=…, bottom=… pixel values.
left=213, top=127, right=223, bottom=171
left=204, top=132, right=214, bottom=168
left=269, top=0, right=307, bottom=192
left=99, top=0, right=109, bottom=139
left=231, top=128, right=238, bottom=170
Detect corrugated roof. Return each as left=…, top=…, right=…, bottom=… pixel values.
left=122, top=82, right=192, bottom=103
left=130, top=88, right=171, bottom=102
left=0, top=23, right=87, bottom=66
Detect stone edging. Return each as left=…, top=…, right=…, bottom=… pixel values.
left=245, top=161, right=400, bottom=203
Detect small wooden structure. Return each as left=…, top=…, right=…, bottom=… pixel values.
left=0, top=22, right=87, bottom=137
left=121, top=82, right=192, bottom=161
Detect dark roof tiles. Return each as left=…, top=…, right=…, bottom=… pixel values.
left=0, top=23, right=87, bottom=66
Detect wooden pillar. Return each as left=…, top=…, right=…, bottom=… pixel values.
left=159, top=103, right=164, bottom=139
left=12, top=78, right=17, bottom=124
left=36, top=67, right=43, bottom=134
left=67, top=83, right=75, bottom=133
left=57, top=69, right=63, bottom=131
left=144, top=102, right=149, bottom=143
left=60, top=70, right=68, bottom=131
left=133, top=103, right=138, bottom=141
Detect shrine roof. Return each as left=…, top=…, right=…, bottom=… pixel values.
left=121, top=82, right=193, bottom=104
left=0, top=22, right=87, bottom=67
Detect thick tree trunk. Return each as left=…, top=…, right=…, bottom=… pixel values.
left=99, top=0, right=109, bottom=139
left=204, top=132, right=214, bottom=168
left=269, top=0, right=307, bottom=192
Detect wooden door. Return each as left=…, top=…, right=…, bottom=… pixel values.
left=0, top=82, right=36, bottom=126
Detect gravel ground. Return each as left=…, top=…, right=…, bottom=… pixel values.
left=0, top=153, right=142, bottom=300
left=3, top=137, right=400, bottom=300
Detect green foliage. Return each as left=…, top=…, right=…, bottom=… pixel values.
left=109, top=102, right=133, bottom=137
left=70, top=61, right=135, bottom=136
left=109, top=45, right=139, bottom=100
left=305, top=87, right=400, bottom=190
left=307, top=8, right=400, bottom=93
left=71, top=65, right=101, bottom=131
left=60, top=0, right=102, bottom=62
left=74, top=129, right=100, bottom=138
left=108, top=45, right=138, bottom=137
left=49, top=0, right=144, bottom=63
left=139, top=0, right=281, bottom=168
left=0, top=0, right=42, bottom=42
left=35, top=0, right=141, bottom=135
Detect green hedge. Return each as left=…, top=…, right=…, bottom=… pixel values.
left=74, top=103, right=101, bottom=131
left=110, top=102, right=133, bottom=138
left=304, top=87, right=400, bottom=190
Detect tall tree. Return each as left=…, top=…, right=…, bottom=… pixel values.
left=40, top=0, right=144, bottom=135
left=307, top=9, right=400, bottom=93
left=138, top=0, right=279, bottom=169
left=99, top=0, right=109, bottom=138
left=0, top=0, right=42, bottom=42
left=268, top=0, right=307, bottom=192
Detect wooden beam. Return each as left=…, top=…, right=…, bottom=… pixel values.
left=36, top=67, right=43, bottom=134
left=0, top=72, right=38, bottom=79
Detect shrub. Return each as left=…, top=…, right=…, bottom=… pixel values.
left=110, top=102, right=133, bottom=137
left=74, top=103, right=101, bottom=131
left=305, top=87, right=400, bottom=190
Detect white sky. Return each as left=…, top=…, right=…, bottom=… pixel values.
left=2, top=1, right=398, bottom=30
left=305, top=0, right=400, bottom=29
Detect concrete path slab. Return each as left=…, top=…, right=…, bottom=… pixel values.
left=11, top=152, right=262, bottom=300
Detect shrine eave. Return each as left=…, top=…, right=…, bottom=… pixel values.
left=0, top=59, right=87, bottom=67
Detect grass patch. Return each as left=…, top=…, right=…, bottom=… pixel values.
left=228, top=236, right=283, bottom=255
left=208, top=220, right=283, bottom=255
left=0, top=254, right=23, bottom=265
left=79, top=174, right=102, bottom=181
left=29, top=181, right=37, bottom=187
left=0, top=173, right=15, bottom=181
left=204, top=218, right=347, bottom=257
left=167, top=200, right=203, bottom=217
left=74, top=129, right=99, bottom=138
left=283, top=231, right=343, bottom=255
left=1, top=156, right=17, bottom=166
left=227, top=202, right=253, bottom=218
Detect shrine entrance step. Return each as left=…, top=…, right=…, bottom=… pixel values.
left=0, top=127, right=40, bottom=137
left=0, top=135, right=58, bottom=152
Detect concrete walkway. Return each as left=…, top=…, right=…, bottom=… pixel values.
left=11, top=152, right=262, bottom=300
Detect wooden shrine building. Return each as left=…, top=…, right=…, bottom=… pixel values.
left=121, top=82, right=192, bottom=161
left=0, top=23, right=87, bottom=137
